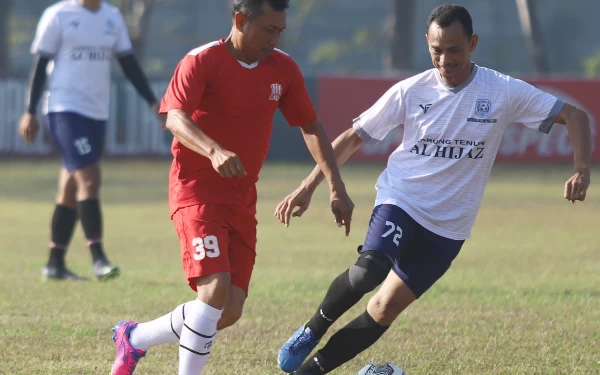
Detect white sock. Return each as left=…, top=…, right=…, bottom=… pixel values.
left=129, top=303, right=186, bottom=351
left=179, top=299, right=222, bottom=375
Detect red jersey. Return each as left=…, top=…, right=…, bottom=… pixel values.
left=160, top=40, right=317, bottom=215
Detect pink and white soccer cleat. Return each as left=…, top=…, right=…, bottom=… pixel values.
left=111, top=321, right=146, bottom=375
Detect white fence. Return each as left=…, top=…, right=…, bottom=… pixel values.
left=0, top=80, right=171, bottom=156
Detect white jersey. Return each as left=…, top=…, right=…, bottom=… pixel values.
left=353, top=65, right=564, bottom=240
left=31, top=0, right=133, bottom=120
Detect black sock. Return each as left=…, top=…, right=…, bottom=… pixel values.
left=298, top=311, right=390, bottom=374
left=307, top=269, right=365, bottom=338
left=78, top=199, right=107, bottom=263
left=47, top=205, right=77, bottom=268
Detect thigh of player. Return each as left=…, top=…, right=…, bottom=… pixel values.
left=228, top=208, right=258, bottom=296
left=47, top=112, right=106, bottom=172
left=172, top=204, right=234, bottom=293
left=394, top=224, right=465, bottom=299
left=360, top=204, right=418, bottom=261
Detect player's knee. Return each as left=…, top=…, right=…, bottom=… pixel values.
left=56, top=186, right=77, bottom=207
left=56, top=173, right=77, bottom=206
left=367, top=293, right=406, bottom=325
left=77, top=177, right=100, bottom=196
left=218, top=307, right=243, bottom=330
left=195, top=273, right=232, bottom=309
left=74, top=165, right=101, bottom=198
left=348, top=251, right=392, bottom=293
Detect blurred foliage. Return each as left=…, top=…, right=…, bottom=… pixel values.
left=291, top=0, right=387, bottom=71
left=583, top=50, right=600, bottom=77
left=9, top=16, right=37, bottom=48
left=310, top=27, right=380, bottom=64
left=286, top=0, right=334, bottom=45
left=309, top=27, right=381, bottom=71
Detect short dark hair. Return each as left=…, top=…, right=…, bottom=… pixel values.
left=232, top=0, right=290, bottom=19
left=427, top=4, right=473, bottom=38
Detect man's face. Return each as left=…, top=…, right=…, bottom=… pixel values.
left=426, top=21, right=477, bottom=83
left=238, top=2, right=286, bottom=61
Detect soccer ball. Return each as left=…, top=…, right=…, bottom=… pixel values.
left=357, top=362, right=406, bottom=375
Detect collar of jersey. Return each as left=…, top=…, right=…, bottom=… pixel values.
left=74, top=0, right=104, bottom=14
left=237, top=60, right=259, bottom=69
left=434, top=63, right=478, bottom=94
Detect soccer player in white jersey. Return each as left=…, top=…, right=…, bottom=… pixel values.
left=18, top=0, right=164, bottom=281
left=276, top=4, right=592, bottom=374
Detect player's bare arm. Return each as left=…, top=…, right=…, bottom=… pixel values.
left=276, top=126, right=362, bottom=234
left=554, top=103, right=592, bottom=203
left=289, top=119, right=354, bottom=235
left=303, top=127, right=364, bottom=192
left=165, top=109, right=247, bottom=178
left=18, top=54, right=50, bottom=144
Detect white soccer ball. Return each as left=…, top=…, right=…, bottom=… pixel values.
left=357, top=362, right=406, bottom=375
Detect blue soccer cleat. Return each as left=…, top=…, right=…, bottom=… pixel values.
left=278, top=322, right=320, bottom=373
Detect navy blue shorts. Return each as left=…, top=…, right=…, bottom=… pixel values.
left=47, top=112, right=106, bottom=172
left=359, top=204, right=464, bottom=298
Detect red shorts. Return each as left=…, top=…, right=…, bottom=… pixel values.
left=172, top=204, right=257, bottom=294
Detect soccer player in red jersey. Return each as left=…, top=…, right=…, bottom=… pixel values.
left=110, top=1, right=354, bottom=374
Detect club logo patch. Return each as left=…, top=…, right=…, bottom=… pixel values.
left=475, top=99, right=492, bottom=118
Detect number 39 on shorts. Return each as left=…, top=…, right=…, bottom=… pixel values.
left=192, top=235, right=221, bottom=260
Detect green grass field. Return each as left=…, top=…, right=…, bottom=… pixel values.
left=0, top=160, right=599, bottom=375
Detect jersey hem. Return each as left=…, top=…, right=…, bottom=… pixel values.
left=374, top=198, right=471, bottom=241
left=46, top=108, right=109, bottom=121
left=170, top=199, right=256, bottom=218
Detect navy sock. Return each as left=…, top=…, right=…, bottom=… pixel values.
left=297, top=311, right=389, bottom=374
left=78, top=199, right=107, bottom=263
left=47, top=205, right=77, bottom=268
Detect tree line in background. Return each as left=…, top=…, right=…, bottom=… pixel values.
left=0, top=0, right=166, bottom=78
left=0, top=0, right=599, bottom=78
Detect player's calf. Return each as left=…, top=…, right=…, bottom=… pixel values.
left=217, top=306, right=242, bottom=330
left=294, top=311, right=390, bottom=375
left=366, top=274, right=417, bottom=326
left=179, top=299, right=223, bottom=375
left=217, top=284, right=246, bottom=330
left=307, top=250, right=392, bottom=338
left=278, top=251, right=391, bottom=373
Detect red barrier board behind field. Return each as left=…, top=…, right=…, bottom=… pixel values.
left=318, top=76, right=600, bottom=162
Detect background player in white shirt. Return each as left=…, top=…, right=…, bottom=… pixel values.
left=276, top=4, right=592, bottom=374
left=18, top=0, right=164, bottom=281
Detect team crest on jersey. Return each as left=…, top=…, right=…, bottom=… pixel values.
left=269, top=83, right=282, bottom=101
left=105, top=20, right=116, bottom=35
left=475, top=99, right=492, bottom=118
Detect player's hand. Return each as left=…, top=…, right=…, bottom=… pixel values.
left=330, top=187, right=354, bottom=236
left=275, top=184, right=314, bottom=227
left=564, top=168, right=590, bottom=203
left=210, top=148, right=247, bottom=178
left=152, top=103, right=167, bottom=130
left=18, top=113, right=39, bottom=144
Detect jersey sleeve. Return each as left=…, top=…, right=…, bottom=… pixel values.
left=508, top=77, right=564, bottom=134
left=278, top=60, right=318, bottom=127
left=352, top=81, right=405, bottom=143
left=160, top=54, right=207, bottom=116
left=113, top=11, right=133, bottom=56
left=30, top=8, right=62, bottom=57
